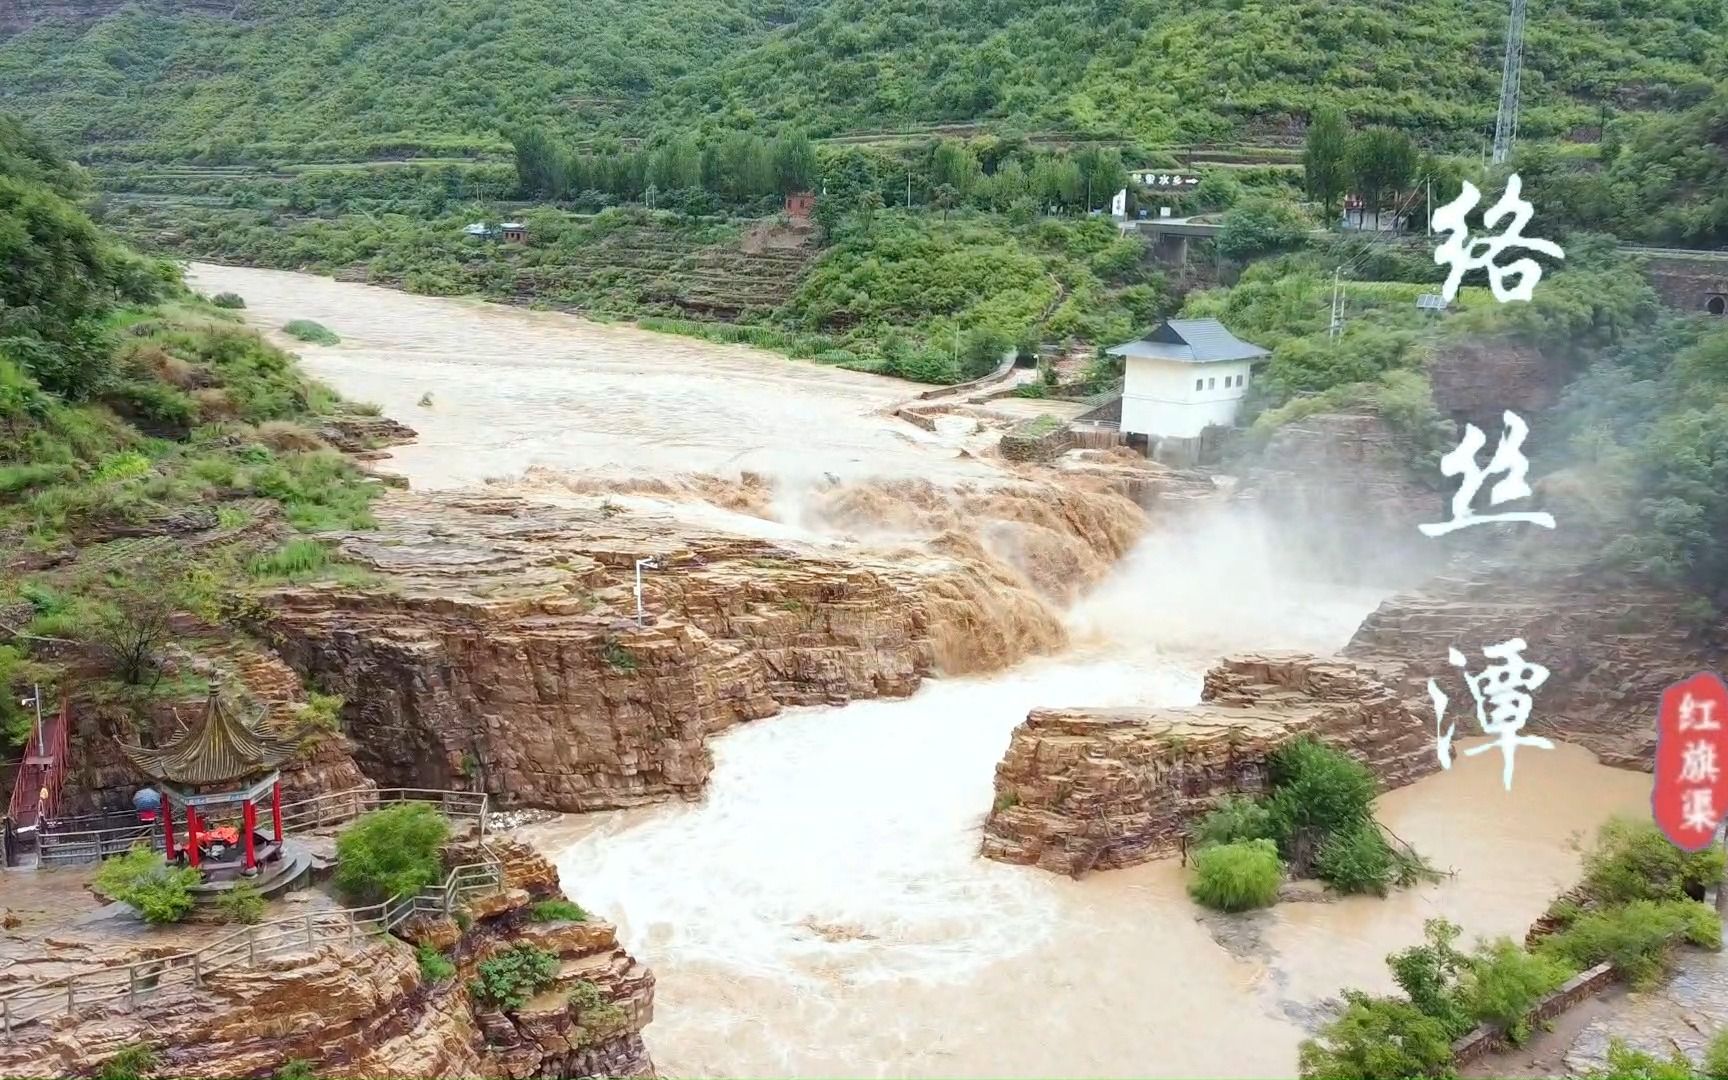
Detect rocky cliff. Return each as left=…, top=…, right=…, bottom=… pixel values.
left=0, top=840, right=653, bottom=1080
left=1427, top=338, right=1573, bottom=436
left=980, top=654, right=1439, bottom=876
left=1345, top=568, right=1724, bottom=770
left=262, top=486, right=1127, bottom=811
left=57, top=639, right=371, bottom=819
left=1232, top=412, right=1444, bottom=582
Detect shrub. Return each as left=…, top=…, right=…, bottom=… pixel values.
left=1191, top=795, right=1275, bottom=849
left=333, top=803, right=450, bottom=904
left=214, top=880, right=265, bottom=925
left=93, top=846, right=200, bottom=924
left=273, top=1061, right=316, bottom=1080
left=1388, top=918, right=1471, bottom=1036
left=1313, top=821, right=1397, bottom=896
left=1297, top=991, right=1453, bottom=1080
left=600, top=637, right=637, bottom=672
left=568, top=978, right=627, bottom=1043
left=211, top=292, right=246, bottom=309
left=1459, top=937, right=1572, bottom=1043
left=282, top=320, right=340, bottom=345
left=468, top=943, right=559, bottom=1011
left=96, top=1043, right=161, bottom=1080
left=1580, top=817, right=1726, bottom=906
left=417, top=943, right=456, bottom=983
left=1266, top=738, right=1377, bottom=870
left=530, top=899, right=588, bottom=923
left=1188, top=838, right=1283, bottom=912
left=1540, top=899, right=1722, bottom=988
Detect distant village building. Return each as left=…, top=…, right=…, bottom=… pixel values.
left=500, top=222, right=528, bottom=243
left=463, top=222, right=495, bottom=239
left=1107, top=318, right=1269, bottom=439
left=784, top=191, right=815, bottom=220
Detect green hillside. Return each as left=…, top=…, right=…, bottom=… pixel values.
left=1, top=0, right=1722, bottom=160
left=0, top=0, right=816, bottom=160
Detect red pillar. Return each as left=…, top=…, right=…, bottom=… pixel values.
left=162, top=803, right=176, bottom=861
left=271, top=781, right=284, bottom=845
left=242, top=801, right=257, bottom=871
left=186, top=805, right=201, bottom=868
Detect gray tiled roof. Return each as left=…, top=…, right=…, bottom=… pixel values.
left=1105, top=318, right=1269, bottom=364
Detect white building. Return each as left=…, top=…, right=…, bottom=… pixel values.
left=1107, top=319, right=1270, bottom=440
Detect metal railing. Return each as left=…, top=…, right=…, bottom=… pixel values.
left=29, top=787, right=488, bottom=869
left=0, top=792, right=501, bottom=1038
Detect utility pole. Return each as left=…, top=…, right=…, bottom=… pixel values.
left=1492, top=0, right=1528, bottom=165
left=906, top=169, right=912, bottom=209
left=1426, top=175, right=1433, bottom=237
left=1329, top=267, right=1344, bottom=341
left=634, top=558, right=660, bottom=627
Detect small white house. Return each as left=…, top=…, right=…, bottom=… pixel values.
left=1107, top=319, right=1269, bottom=440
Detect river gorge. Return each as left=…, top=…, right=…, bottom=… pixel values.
left=178, top=263, right=1660, bottom=1077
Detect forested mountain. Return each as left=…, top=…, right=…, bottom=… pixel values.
left=1, top=0, right=1722, bottom=160
left=0, top=0, right=818, bottom=159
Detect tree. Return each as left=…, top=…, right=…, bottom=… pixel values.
left=1304, top=106, right=1351, bottom=224
left=333, top=803, right=450, bottom=904
left=931, top=139, right=981, bottom=198
left=716, top=132, right=772, bottom=200
left=1217, top=197, right=1314, bottom=260
left=857, top=188, right=884, bottom=232
left=509, top=127, right=564, bottom=199
left=88, top=569, right=179, bottom=687
left=771, top=131, right=816, bottom=195
left=1346, top=128, right=1418, bottom=231
left=933, top=182, right=958, bottom=221
left=647, top=135, right=701, bottom=192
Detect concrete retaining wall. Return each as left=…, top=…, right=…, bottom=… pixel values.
left=999, top=422, right=1073, bottom=462
left=916, top=350, right=1019, bottom=401
left=1451, top=963, right=1616, bottom=1066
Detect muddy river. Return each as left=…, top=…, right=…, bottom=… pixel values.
left=192, top=264, right=1654, bottom=1077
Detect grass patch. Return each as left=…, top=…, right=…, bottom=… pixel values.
left=530, top=899, right=588, bottom=923
left=282, top=319, right=340, bottom=345
left=417, top=943, right=456, bottom=984
left=600, top=637, right=637, bottom=672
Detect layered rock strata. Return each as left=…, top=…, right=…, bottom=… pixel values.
left=0, top=840, right=651, bottom=1080
left=980, top=654, right=1439, bottom=876
left=1345, top=569, right=1724, bottom=769
left=263, top=489, right=1110, bottom=811
left=1232, top=412, right=1444, bottom=581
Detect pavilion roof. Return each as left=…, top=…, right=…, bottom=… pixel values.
left=121, top=689, right=305, bottom=788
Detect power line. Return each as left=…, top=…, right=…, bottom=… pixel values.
left=1492, top=0, right=1528, bottom=165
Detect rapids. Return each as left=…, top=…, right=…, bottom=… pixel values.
left=189, top=263, right=1654, bottom=1077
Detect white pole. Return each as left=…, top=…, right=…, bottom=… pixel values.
left=634, top=558, right=659, bottom=627
left=1426, top=176, right=1432, bottom=237
left=32, top=685, right=43, bottom=758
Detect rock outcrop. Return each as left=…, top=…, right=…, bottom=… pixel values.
left=980, top=654, right=1439, bottom=876
left=262, top=490, right=1098, bottom=811
left=1345, top=569, right=1724, bottom=770
left=1233, top=412, right=1444, bottom=581
left=0, top=840, right=652, bottom=1080
left=1427, top=338, right=1571, bottom=437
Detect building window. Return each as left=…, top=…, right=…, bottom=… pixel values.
left=1195, top=378, right=1203, bottom=391
left=1207, top=377, right=1215, bottom=390
left=1235, top=374, right=1244, bottom=387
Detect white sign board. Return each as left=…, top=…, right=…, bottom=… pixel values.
left=1110, top=188, right=1127, bottom=219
